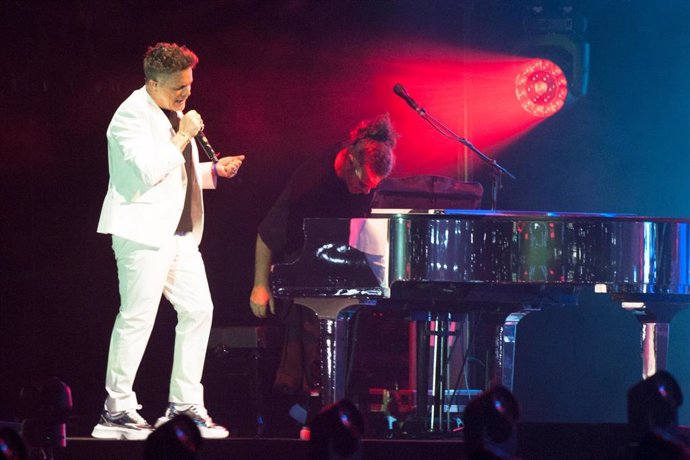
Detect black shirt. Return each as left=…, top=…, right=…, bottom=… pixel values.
left=163, top=109, right=193, bottom=234
left=258, top=149, right=374, bottom=261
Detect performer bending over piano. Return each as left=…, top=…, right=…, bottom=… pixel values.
left=249, top=114, right=399, bottom=419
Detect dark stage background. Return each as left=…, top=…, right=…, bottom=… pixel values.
left=3, top=0, right=690, bottom=433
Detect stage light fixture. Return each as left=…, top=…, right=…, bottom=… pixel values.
left=463, top=385, right=520, bottom=460
left=144, top=414, right=202, bottom=460
left=516, top=4, right=590, bottom=105
left=515, top=58, right=568, bottom=117
left=0, top=427, right=27, bottom=460
left=627, top=369, right=683, bottom=442
left=20, top=377, right=72, bottom=459
left=308, top=399, right=364, bottom=460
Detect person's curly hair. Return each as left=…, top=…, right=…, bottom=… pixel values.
left=143, top=42, right=199, bottom=82
left=348, top=113, right=399, bottom=177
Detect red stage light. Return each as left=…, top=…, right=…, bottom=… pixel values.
left=515, top=59, right=568, bottom=118
left=211, top=35, right=576, bottom=178
left=369, top=46, right=547, bottom=176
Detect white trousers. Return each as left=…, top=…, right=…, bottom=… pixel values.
left=104, top=233, right=213, bottom=412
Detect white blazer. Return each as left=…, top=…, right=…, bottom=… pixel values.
left=97, top=87, right=215, bottom=248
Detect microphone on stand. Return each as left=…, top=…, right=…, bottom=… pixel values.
left=393, top=83, right=425, bottom=114
left=195, top=130, right=219, bottom=163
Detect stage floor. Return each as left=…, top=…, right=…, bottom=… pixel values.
left=52, top=423, right=636, bottom=460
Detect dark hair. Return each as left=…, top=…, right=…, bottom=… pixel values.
left=348, top=113, right=399, bottom=177
left=143, top=42, right=199, bottom=82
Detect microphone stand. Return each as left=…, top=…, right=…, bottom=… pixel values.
left=412, top=107, right=515, bottom=210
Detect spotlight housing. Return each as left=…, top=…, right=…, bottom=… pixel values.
left=515, top=58, right=568, bottom=117
left=309, top=399, right=365, bottom=460
left=627, top=370, right=683, bottom=442
left=463, top=385, right=520, bottom=459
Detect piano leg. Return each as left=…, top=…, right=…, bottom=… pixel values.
left=617, top=299, right=690, bottom=380
left=496, top=312, right=529, bottom=390
left=317, top=312, right=358, bottom=407
left=641, top=322, right=670, bottom=379
left=295, top=298, right=363, bottom=408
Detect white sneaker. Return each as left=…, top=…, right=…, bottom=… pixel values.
left=91, top=405, right=153, bottom=440
left=155, top=404, right=229, bottom=439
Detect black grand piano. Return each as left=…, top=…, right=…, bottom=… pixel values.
left=271, top=210, right=690, bottom=425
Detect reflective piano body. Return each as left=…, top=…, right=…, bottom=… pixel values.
left=271, top=210, right=690, bottom=407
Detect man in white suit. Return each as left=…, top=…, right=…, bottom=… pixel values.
left=93, top=42, right=244, bottom=440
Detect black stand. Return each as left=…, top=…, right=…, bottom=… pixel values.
left=406, top=104, right=515, bottom=210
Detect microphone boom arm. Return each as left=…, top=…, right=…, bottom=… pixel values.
left=396, top=86, right=515, bottom=210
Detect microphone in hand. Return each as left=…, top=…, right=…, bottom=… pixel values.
left=393, top=83, right=424, bottom=114
left=195, top=130, right=219, bottom=163
left=178, top=110, right=220, bottom=163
